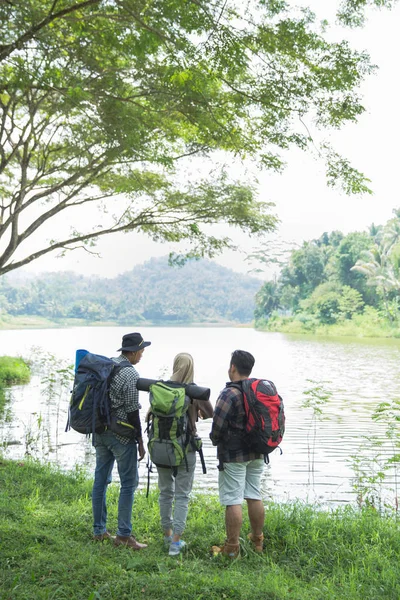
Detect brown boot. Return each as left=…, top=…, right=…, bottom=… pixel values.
left=93, top=531, right=114, bottom=542
left=247, top=532, right=264, bottom=552
left=114, top=535, right=147, bottom=550
left=211, top=541, right=240, bottom=558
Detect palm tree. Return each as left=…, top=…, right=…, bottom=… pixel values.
left=351, top=245, right=400, bottom=321
left=254, top=280, right=281, bottom=320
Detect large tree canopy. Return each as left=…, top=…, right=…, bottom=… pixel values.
left=0, top=0, right=395, bottom=275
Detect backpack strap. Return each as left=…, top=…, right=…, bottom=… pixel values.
left=197, top=445, right=207, bottom=474
left=189, top=435, right=207, bottom=474
left=146, top=455, right=153, bottom=499
left=226, top=381, right=243, bottom=392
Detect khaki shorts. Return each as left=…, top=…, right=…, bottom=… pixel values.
left=218, top=459, right=265, bottom=506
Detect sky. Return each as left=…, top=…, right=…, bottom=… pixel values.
left=17, top=1, right=400, bottom=281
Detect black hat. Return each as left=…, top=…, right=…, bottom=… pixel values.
left=117, top=332, right=151, bottom=352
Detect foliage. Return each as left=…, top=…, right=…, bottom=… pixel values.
left=20, top=346, right=74, bottom=460
left=337, top=0, right=399, bottom=27
left=0, top=257, right=261, bottom=324
left=300, top=283, right=364, bottom=324
left=0, top=0, right=384, bottom=276
left=0, top=356, right=30, bottom=387
left=254, top=280, right=281, bottom=319
left=1, top=459, right=400, bottom=600
left=351, top=228, right=400, bottom=320
left=255, top=209, right=400, bottom=335
left=349, top=397, right=400, bottom=511
left=334, top=231, right=377, bottom=301
left=263, top=306, right=400, bottom=337
left=280, top=241, right=329, bottom=307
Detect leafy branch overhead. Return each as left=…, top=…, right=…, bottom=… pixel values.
left=0, top=0, right=394, bottom=275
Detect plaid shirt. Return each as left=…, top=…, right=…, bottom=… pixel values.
left=109, top=355, right=141, bottom=445
left=210, top=382, right=262, bottom=463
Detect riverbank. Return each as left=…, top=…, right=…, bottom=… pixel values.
left=256, top=310, right=400, bottom=339
left=0, top=459, right=399, bottom=600
left=0, top=356, right=30, bottom=411
left=0, top=314, right=252, bottom=330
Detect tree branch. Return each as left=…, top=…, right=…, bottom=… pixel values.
left=0, top=0, right=101, bottom=63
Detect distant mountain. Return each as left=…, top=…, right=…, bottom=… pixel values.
left=1, top=257, right=261, bottom=324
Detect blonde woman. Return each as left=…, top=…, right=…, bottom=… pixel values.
left=157, top=352, right=213, bottom=556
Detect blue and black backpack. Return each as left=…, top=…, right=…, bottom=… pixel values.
left=66, top=351, right=136, bottom=438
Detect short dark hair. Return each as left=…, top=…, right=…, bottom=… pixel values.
left=230, top=350, right=255, bottom=377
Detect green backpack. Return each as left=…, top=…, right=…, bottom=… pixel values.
left=147, top=381, right=193, bottom=469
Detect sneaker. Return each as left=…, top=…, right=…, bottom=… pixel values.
left=168, top=540, right=187, bottom=556
left=164, top=535, right=173, bottom=548
left=93, top=531, right=114, bottom=542
left=114, top=535, right=148, bottom=550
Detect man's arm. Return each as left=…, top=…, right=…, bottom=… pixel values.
left=197, top=398, right=214, bottom=420
left=126, top=410, right=145, bottom=460
left=210, top=389, right=233, bottom=446
left=119, top=367, right=145, bottom=459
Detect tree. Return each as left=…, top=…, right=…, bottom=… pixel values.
left=280, top=241, right=328, bottom=304
left=351, top=245, right=400, bottom=320
left=333, top=231, right=375, bottom=296
left=299, top=282, right=364, bottom=324
left=337, top=0, right=398, bottom=27
left=254, top=280, right=281, bottom=320
left=0, top=0, right=386, bottom=275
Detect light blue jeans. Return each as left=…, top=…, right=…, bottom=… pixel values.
left=157, top=451, right=196, bottom=536
left=92, top=430, right=138, bottom=537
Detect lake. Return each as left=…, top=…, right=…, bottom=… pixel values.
left=1, top=325, right=400, bottom=507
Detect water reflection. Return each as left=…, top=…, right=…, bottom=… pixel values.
left=1, top=326, right=400, bottom=508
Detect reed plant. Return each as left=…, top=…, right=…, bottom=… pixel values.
left=301, top=380, right=332, bottom=491
left=350, top=397, right=400, bottom=512
left=1, top=459, right=399, bottom=600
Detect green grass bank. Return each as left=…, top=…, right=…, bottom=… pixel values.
left=256, top=309, right=400, bottom=339
left=1, top=459, right=399, bottom=600
left=0, top=356, right=30, bottom=387
left=0, top=356, right=30, bottom=411
left=0, top=314, right=251, bottom=330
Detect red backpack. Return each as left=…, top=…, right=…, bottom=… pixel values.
left=228, top=378, right=285, bottom=456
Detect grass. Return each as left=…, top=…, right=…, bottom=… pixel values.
left=257, top=310, right=400, bottom=339
left=0, top=459, right=399, bottom=600
left=0, top=314, right=249, bottom=330
left=0, top=356, right=30, bottom=387
left=0, top=355, right=30, bottom=416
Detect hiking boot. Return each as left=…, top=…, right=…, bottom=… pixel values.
left=211, top=542, right=240, bottom=558
left=168, top=540, right=187, bottom=556
left=247, top=532, right=264, bottom=553
left=93, top=531, right=114, bottom=542
left=114, top=535, right=147, bottom=550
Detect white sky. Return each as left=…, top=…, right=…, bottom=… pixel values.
left=18, top=1, right=400, bottom=281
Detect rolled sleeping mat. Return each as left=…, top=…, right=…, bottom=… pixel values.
left=137, top=377, right=210, bottom=401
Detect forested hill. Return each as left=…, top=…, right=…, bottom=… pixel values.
left=0, top=257, right=261, bottom=325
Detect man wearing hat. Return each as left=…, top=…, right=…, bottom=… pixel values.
left=92, top=332, right=151, bottom=549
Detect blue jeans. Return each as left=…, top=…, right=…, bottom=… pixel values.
left=92, top=430, right=138, bottom=537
